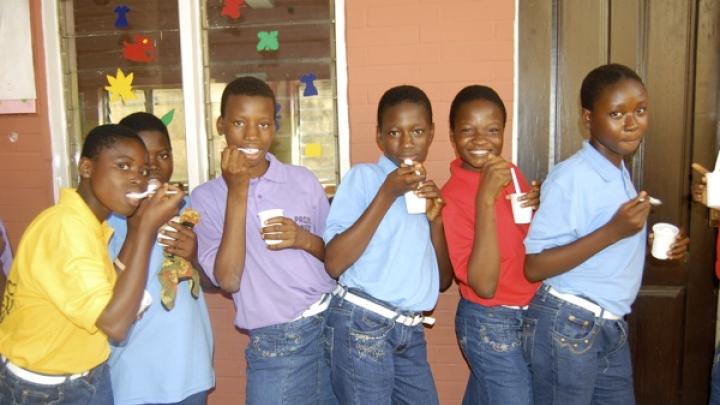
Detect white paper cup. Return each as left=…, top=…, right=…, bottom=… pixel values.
left=405, top=191, right=426, bottom=214
left=258, top=209, right=284, bottom=245
left=137, top=290, right=152, bottom=316
left=509, top=193, right=533, bottom=224
left=706, top=172, right=720, bottom=208
left=651, top=222, right=679, bottom=260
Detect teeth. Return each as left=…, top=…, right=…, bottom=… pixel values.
left=238, top=147, right=259, bottom=154
left=470, top=150, right=489, bottom=156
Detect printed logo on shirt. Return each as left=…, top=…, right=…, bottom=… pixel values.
left=0, top=280, right=16, bottom=323
left=294, top=215, right=312, bottom=232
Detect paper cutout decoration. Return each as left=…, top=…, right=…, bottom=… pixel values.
left=114, top=5, right=130, bottom=29
left=304, top=144, right=322, bottom=158
left=257, top=31, right=279, bottom=52
left=122, top=34, right=156, bottom=63
left=105, top=68, right=136, bottom=103
left=160, top=109, right=175, bottom=126
left=221, top=0, right=244, bottom=19
left=300, top=73, right=318, bottom=97
left=274, top=103, right=281, bottom=129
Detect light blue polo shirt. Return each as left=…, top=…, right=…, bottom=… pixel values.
left=107, top=199, right=215, bottom=405
left=324, top=155, right=439, bottom=312
left=524, top=141, right=647, bottom=316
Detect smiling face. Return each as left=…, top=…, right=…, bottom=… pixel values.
left=78, top=137, right=149, bottom=221
left=583, top=78, right=649, bottom=167
left=451, top=99, right=505, bottom=173
left=217, top=94, right=275, bottom=178
left=138, top=130, right=173, bottom=183
left=376, top=102, right=434, bottom=166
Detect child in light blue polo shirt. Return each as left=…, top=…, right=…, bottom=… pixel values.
left=522, top=64, right=689, bottom=405
left=323, top=85, right=451, bottom=405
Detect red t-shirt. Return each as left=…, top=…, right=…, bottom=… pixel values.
left=441, top=158, right=539, bottom=306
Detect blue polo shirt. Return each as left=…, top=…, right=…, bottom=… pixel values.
left=324, top=155, right=439, bottom=312
left=107, top=199, right=215, bottom=404
left=524, top=141, right=647, bottom=316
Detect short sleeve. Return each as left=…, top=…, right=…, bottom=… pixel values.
left=323, top=166, right=370, bottom=243
left=524, top=177, right=578, bottom=254
left=190, top=187, right=224, bottom=286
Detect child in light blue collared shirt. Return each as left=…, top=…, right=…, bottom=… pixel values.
left=522, top=64, right=689, bottom=405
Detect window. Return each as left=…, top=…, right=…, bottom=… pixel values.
left=54, top=0, right=346, bottom=193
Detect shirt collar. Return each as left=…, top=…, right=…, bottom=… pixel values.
left=579, top=141, right=626, bottom=182
left=449, top=158, right=482, bottom=184
left=60, top=188, right=114, bottom=241
left=377, top=155, right=399, bottom=174
left=254, top=153, right=286, bottom=184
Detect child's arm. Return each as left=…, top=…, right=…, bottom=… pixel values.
left=524, top=192, right=651, bottom=282
left=212, top=148, right=252, bottom=293
left=465, top=156, right=511, bottom=298
left=325, top=166, right=423, bottom=278
left=97, top=185, right=184, bottom=341
left=261, top=217, right=325, bottom=260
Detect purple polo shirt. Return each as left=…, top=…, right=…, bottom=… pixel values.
left=0, top=219, right=12, bottom=276
left=191, top=153, right=336, bottom=330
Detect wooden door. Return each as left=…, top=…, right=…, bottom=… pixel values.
left=517, top=1, right=720, bottom=403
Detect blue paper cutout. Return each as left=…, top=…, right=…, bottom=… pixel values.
left=300, top=73, right=318, bottom=97
left=114, top=5, right=130, bottom=29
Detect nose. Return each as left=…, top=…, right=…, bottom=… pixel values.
left=244, top=124, right=260, bottom=140
left=400, top=131, right=413, bottom=147
left=624, top=113, right=638, bottom=130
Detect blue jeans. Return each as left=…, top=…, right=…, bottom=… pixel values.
left=245, top=313, right=337, bottom=405
left=710, top=344, right=720, bottom=405
left=143, top=390, right=208, bottom=405
left=0, top=361, right=113, bottom=404
left=456, top=298, right=532, bottom=405
left=324, top=290, right=439, bottom=405
left=522, top=285, right=635, bottom=405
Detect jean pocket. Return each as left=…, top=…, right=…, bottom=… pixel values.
left=521, top=317, right=537, bottom=363
left=249, top=322, right=318, bottom=359
left=551, top=307, right=599, bottom=354
left=348, top=310, right=393, bottom=363
left=476, top=322, right=522, bottom=353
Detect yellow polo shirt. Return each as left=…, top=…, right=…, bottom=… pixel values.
left=0, top=188, right=116, bottom=374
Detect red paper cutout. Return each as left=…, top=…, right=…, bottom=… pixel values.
left=122, top=34, right=157, bottom=63
left=221, top=0, right=244, bottom=20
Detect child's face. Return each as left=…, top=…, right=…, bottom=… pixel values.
left=583, top=79, right=648, bottom=166
left=451, top=99, right=505, bottom=173
left=217, top=94, right=275, bottom=177
left=376, top=102, right=434, bottom=167
left=80, top=138, right=149, bottom=220
left=138, top=130, right=173, bottom=183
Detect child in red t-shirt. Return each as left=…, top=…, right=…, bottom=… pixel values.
left=441, top=85, right=540, bottom=404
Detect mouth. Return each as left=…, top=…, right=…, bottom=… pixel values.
left=236, top=146, right=262, bottom=159
left=468, top=149, right=491, bottom=157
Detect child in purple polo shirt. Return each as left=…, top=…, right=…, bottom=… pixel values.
left=191, top=76, right=338, bottom=405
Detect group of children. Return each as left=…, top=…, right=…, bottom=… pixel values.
left=0, top=63, right=700, bottom=405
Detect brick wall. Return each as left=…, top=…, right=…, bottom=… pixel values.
left=0, top=1, right=53, bottom=249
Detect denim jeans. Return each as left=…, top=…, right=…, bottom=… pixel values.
left=324, top=290, right=439, bottom=405
left=245, top=313, right=337, bottom=405
left=710, top=344, right=720, bottom=405
left=455, top=298, right=532, bottom=405
left=0, top=361, right=113, bottom=404
left=143, top=390, right=208, bottom=405
left=522, top=285, right=635, bottom=405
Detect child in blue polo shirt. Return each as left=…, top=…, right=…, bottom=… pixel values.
left=323, top=85, right=450, bottom=405
left=522, top=64, right=690, bottom=405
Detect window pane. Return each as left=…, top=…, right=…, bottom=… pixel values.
left=59, top=0, right=188, bottom=185
left=203, top=0, right=339, bottom=190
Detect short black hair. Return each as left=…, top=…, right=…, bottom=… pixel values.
left=220, top=76, right=277, bottom=117
left=119, top=112, right=171, bottom=145
left=80, top=124, right=144, bottom=160
left=376, top=85, right=433, bottom=128
left=580, top=63, right=644, bottom=110
left=449, top=85, right=507, bottom=130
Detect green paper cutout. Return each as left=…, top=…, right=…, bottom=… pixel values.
left=257, top=31, right=279, bottom=52
left=160, top=109, right=175, bottom=126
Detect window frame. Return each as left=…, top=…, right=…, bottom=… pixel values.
left=42, top=0, right=350, bottom=199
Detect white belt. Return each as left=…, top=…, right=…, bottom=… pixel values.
left=2, top=356, right=90, bottom=385
left=546, top=286, right=622, bottom=321
left=501, top=305, right=529, bottom=310
left=333, top=285, right=435, bottom=327
left=293, top=293, right=331, bottom=321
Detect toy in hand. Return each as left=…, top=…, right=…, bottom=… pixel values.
left=158, top=209, right=201, bottom=310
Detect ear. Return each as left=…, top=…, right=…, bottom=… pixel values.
left=427, top=122, right=435, bottom=143
left=216, top=116, right=224, bottom=136
left=581, top=108, right=592, bottom=129
left=375, top=126, right=384, bottom=152
left=78, top=157, right=93, bottom=179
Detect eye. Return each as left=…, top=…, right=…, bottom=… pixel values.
left=117, top=162, right=130, bottom=170
left=233, top=120, right=245, bottom=128
left=636, top=107, right=647, bottom=115
left=609, top=111, right=624, bottom=120
left=412, top=128, right=425, bottom=137
left=488, top=127, right=501, bottom=134
left=159, top=153, right=170, bottom=160
left=388, top=130, right=400, bottom=138
left=258, top=122, right=272, bottom=129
